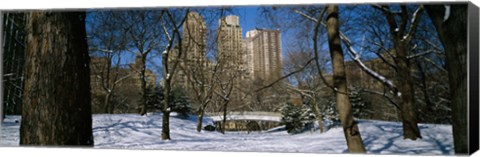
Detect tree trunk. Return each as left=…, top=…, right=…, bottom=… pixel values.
left=139, top=56, right=148, bottom=115
left=311, top=97, right=325, bottom=133
left=162, top=77, right=172, bottom=140
left=20, top=12, right=93, bottom=146
left=0, top=12, right=4, bottom=123
left=103, top=92, right=112, bottom=113
left=221, top=100, right=228, bottom=134
left=425, top=4, right=468, bottom=154
left=326, top=5, right=366, bottom=153
left=416, top=60, right=434, bottom=114
left=196, top=106, right=206, bottom=132
left=395, top=42, right=421, bottom=140
left=376, top=5, right=422, bottom=140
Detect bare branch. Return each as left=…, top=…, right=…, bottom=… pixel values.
left=255, top=57, right=315, bottom=92
left=359, top=88, right=401, bottom=110
left=402, top=5, right=425, bottom=43
left=371, top=4, right=402, bottom=15
left=295, top=9, right=399, bottom=95
left=312, top=7, right=336, bottom=92
left=114, top=74, right=132, bottom=85
left=420, top=56, right=447, bottom=73
left=371, top=5, right=401, bottom=38
left=407, top=49, right=435, bottom=59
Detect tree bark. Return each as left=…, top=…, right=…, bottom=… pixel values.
left=162, top=74, right=172, bottom=140
left=395, top=42, right=421, bottom=140
left=139, top=55, right=148, bottom=115
left=196, top=106, right=206, bottom=132
left=103, top=92, right=112, bottom=113
left=221, top=100, right=228, bottom=134
left=0, top=12, right=4, bottom=123
left=311, top=97, right=325, bottom=133
left=377, top=5, right=423, bottom=140
left=425, top=4, right=468, bottom=154
left=20, top=12, right=93, bottom=146
left=326, top=5, right=366, bottom=153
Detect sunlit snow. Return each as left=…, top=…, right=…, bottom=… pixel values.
left=0, top=113, right=453, bottom=155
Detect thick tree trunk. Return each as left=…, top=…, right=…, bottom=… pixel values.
left=395, top=43, right=421, bottom=140
left=376, top=5, right=423, bottom=140
left=326, top=5, right=366, bottom=153
left=425, top=4, right=468, bottom=154
left=20, top=12, right=93, bottom=146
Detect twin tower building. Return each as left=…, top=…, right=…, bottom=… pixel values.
left=173, top=12, right=284, bottom=110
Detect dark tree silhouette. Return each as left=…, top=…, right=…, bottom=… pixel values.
left=20, top=12, right=93, bottom=146
left=425, top=4, right=469, bottom=154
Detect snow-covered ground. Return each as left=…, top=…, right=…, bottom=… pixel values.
left=0, top=113, right=453, bottom=155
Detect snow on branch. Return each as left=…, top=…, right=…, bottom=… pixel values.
left=88, top=48, right=114, bottom=53
left=161, top=16, right=172, bottom=43
left=339, top=32, right=397, bottom=92
left=402, top=5, right=424, bottom=43
left=443, top=5, right=451, bottom=22
left=406, top=49, right=435, bottom=59
left=294, top=10, right=399, bottom=95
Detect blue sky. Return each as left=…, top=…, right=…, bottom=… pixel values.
left=86, top=6, right=359, bottom=82
left=87, top=6, right=313, bottom=82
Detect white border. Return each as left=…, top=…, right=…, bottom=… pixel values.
left=0, top=1, right=477, bottom=157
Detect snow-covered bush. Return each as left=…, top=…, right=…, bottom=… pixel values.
left=280, top=103, right=315, bottom=134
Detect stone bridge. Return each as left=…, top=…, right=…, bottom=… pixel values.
left=206, top=112, right=282, bottom=122
left=206, top=112, right=283, bottom=132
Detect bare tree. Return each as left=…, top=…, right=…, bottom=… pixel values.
left=295, top=5, right=427, bottom=140
left=174, top=10, right=224, bottom=132
left=370, top=4, right=424, bottom=140
left=87, top=11, right=131, bottom=114
left=324, top=5, right=366, bottom=153
left=213, top=67, right=237, bottom=134
left=20, top=11, right=93, bottom=146
left=160, top=9, right=189, bottom=140
left=425, top=4, right=469, bottom=154
left=116, top=10, right=164, bottom=115
left=283, top=49, right=330, bottom=133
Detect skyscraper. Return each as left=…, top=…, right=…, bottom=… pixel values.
left=171, top=12, right=207, bottom=89
left=218, top=15, right=243, bottom=71
left=183, top=12, right=207, bottom=66
left=246, top=29, right=282, bottom=85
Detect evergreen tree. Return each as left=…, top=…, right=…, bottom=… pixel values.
left=280, top=103, right=315, bottom=134
left=145, top=86, right=192, bottom=118
left=348, top=87, right=368, bottom=118
left=323, top=87, right=368, bottom=123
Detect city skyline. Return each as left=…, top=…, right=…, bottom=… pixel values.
left=89, top=8, right=289, bottom=84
